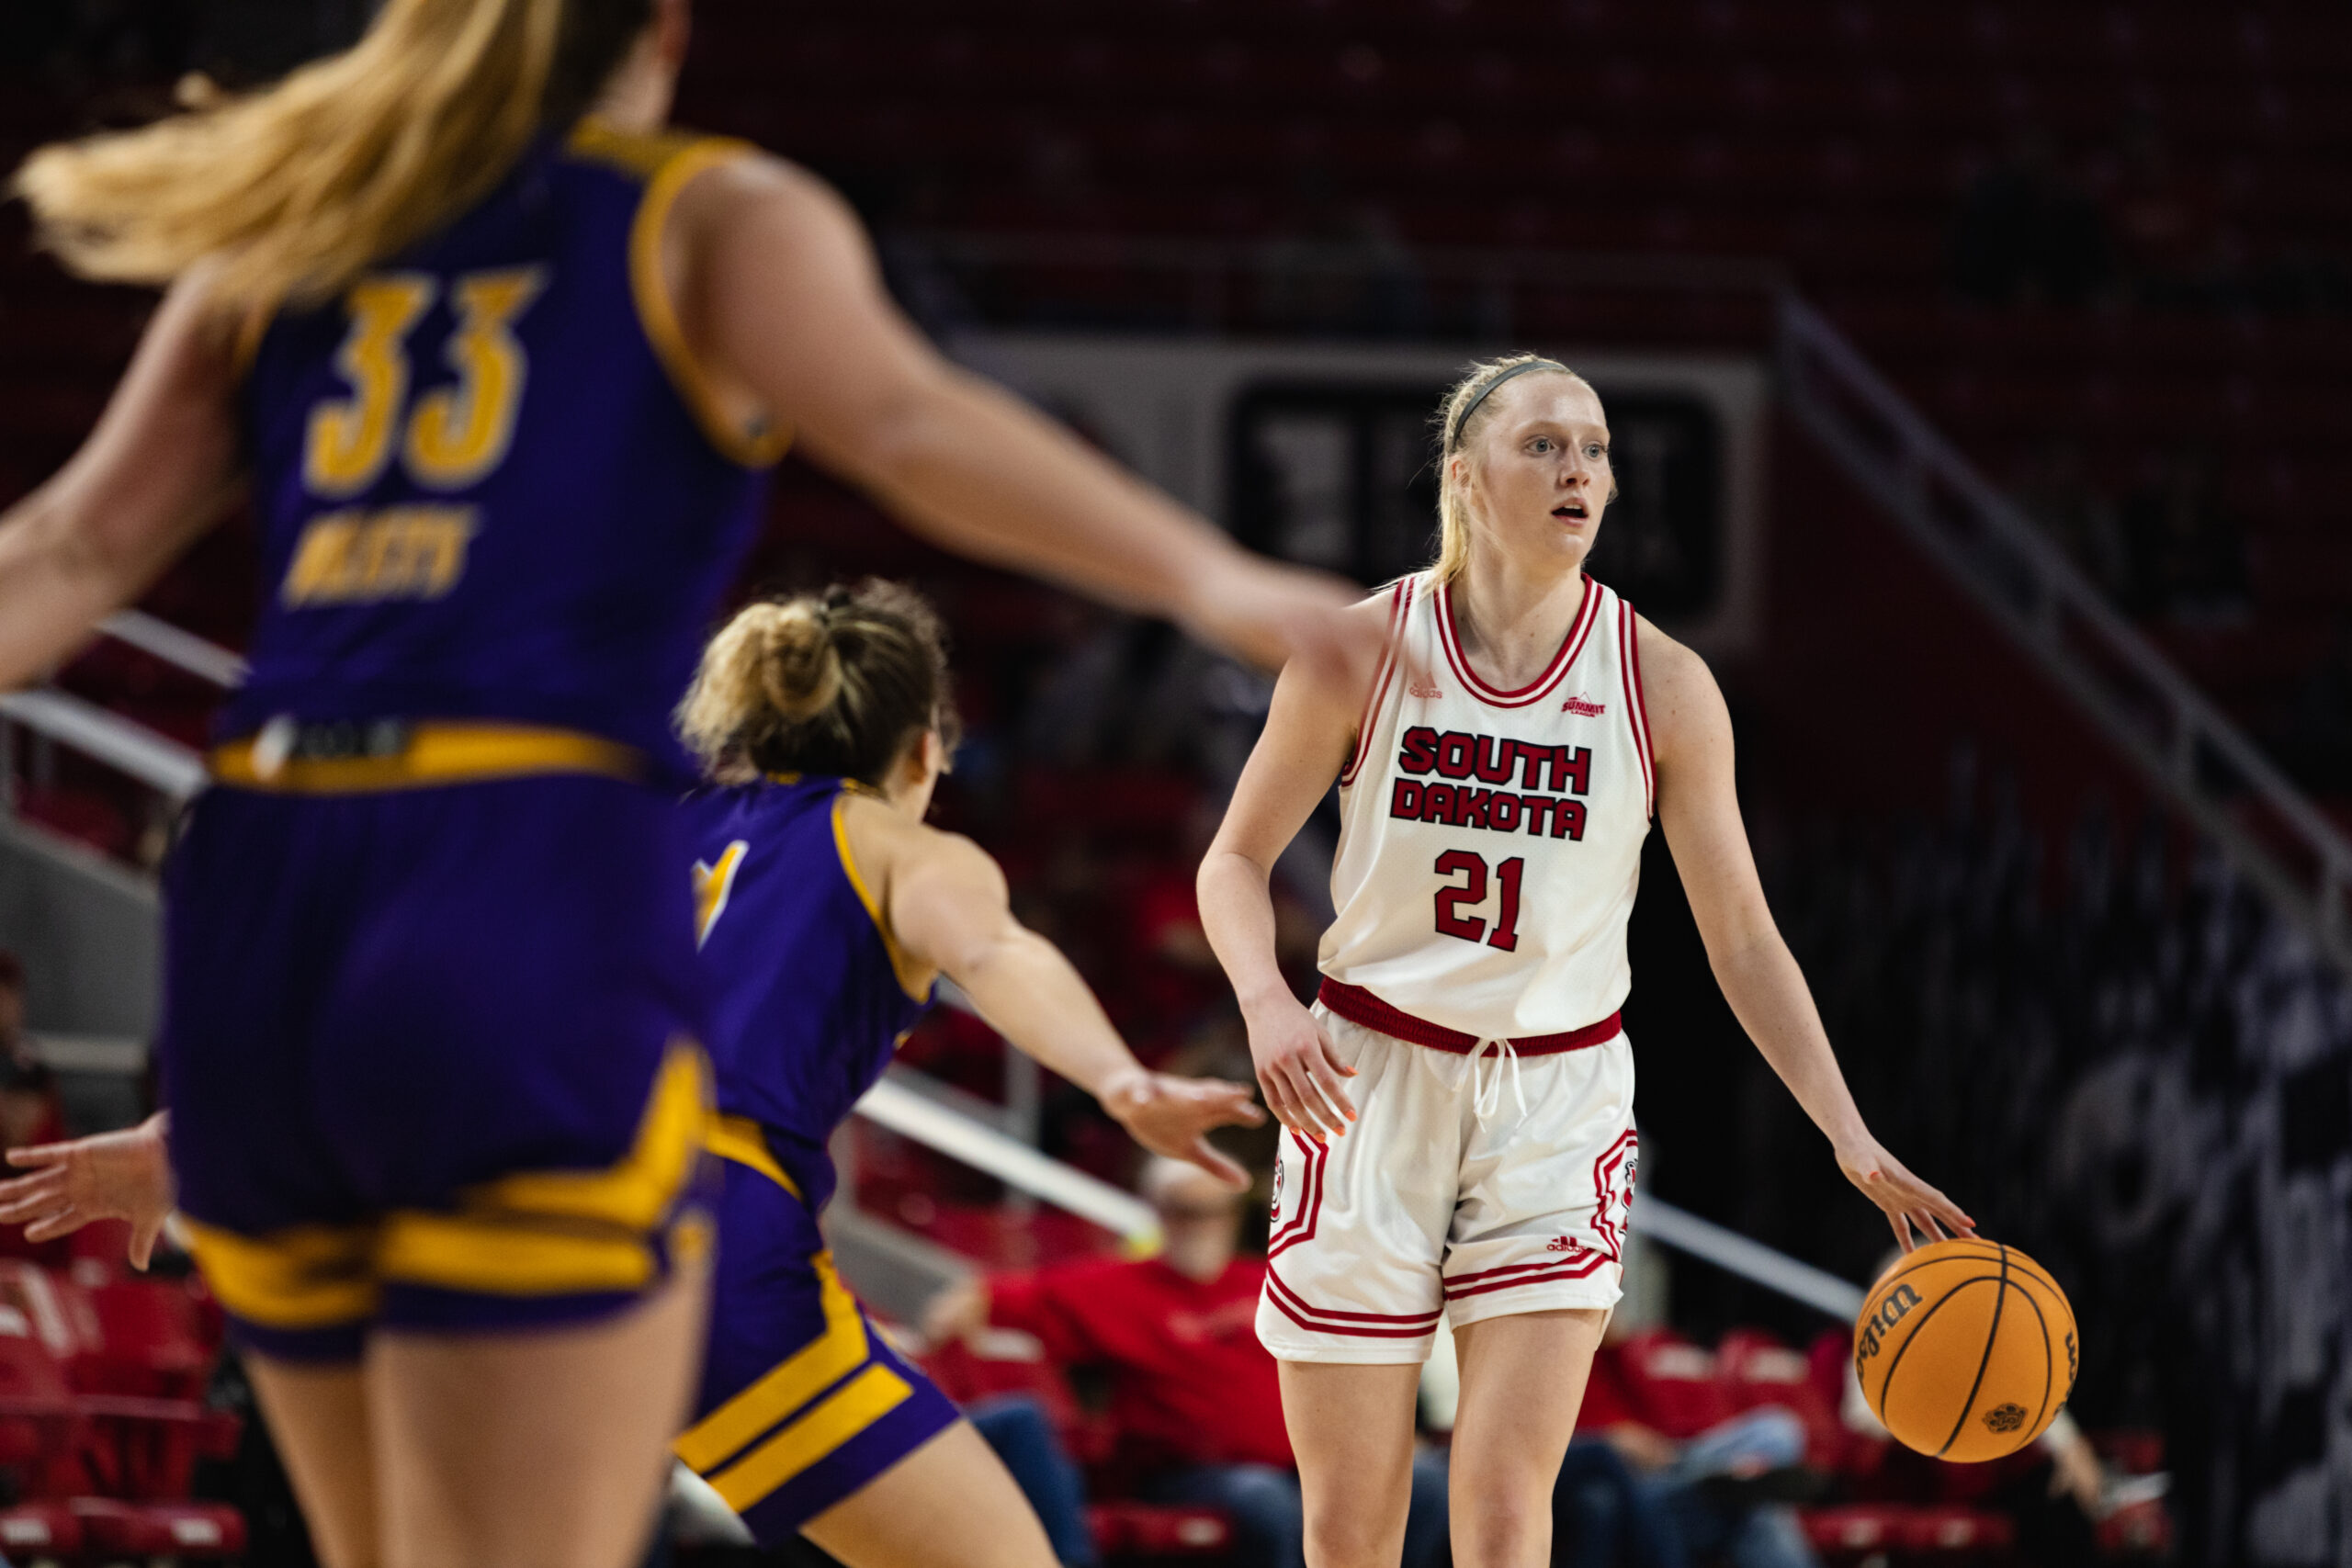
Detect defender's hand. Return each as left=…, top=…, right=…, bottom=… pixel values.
left=0, top=1112, right=174, bottom=1269
left=1835, top=1131, right=1973, bottom=1253
left=1101, top=1071, right=1264, bottom=1189
left=1241, top=997, right=1356, bottom=1144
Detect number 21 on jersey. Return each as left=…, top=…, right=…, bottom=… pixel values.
left=1433, top=850, right=1524, bottom=953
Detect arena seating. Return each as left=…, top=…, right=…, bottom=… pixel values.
left=0, top=1259, right=245, bottom=1563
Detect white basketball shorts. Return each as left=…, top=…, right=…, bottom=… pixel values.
left=1256, top=1002, right=1638, bottom=1364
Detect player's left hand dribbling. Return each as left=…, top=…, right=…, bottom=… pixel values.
left=1834, top=1132, right=1974, bottom=1254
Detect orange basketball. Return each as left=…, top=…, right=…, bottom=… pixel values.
left=1852, top=1237, right=2078, bottom=1462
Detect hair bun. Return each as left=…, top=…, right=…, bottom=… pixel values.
left=758, top=601, right=844, bottom=721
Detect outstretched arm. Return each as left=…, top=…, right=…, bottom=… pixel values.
left=0, top=267, right=243, bottom=689
left=680, top=157, right=1372, bottom=681
left=886, top=827, right=1263, bottom=1187
left=1643, top=619, right=1973, bottom=1251
left=0, top=1112, right=175, bottom=1269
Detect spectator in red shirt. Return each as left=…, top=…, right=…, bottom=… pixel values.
left=928, top=1157, right=1447, bottom=1568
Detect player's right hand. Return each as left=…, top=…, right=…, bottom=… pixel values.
left=1241, top=996, right=1357, bottom=1144
left=0, top=1111, right=174, bottom=1270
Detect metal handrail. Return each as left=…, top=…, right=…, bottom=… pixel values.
left=0, top=689, right=207, bottom=802
left=1779, top=294, right=2352, bottom=971
left=96, top=610, right=246, bottom=689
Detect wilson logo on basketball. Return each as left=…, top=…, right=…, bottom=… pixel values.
left=1982, top=1403, right=2028, bottom=1434
left=1561, top=692, right=1607, bottom=716
left=1853, top=1281, right=1921, bottom=1368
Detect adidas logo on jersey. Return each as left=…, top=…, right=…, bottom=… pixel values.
left=1544, top=1235, right=1589, bottom=1255
left=1408, top=678, right=1444, bottom=699
left=1562, top=692, right=1607, bottom=716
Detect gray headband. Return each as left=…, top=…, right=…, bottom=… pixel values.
left=1446, top=359, right=1573, bottom=450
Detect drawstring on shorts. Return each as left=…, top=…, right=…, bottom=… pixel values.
left=1468, top=1035, right=1528, bottom=1122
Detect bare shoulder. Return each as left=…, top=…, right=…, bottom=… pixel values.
left=1631, top=613, right=1729, bottom=761
left=673, top=148, right=862, bottom=262
left=841, top=794, right=1001, bottom=899
left=1291, top=583, right=1408, bottom=708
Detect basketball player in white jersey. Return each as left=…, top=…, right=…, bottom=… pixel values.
left=1197, top=355, right=1974, bottom=1568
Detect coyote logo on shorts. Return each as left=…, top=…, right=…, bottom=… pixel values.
left=1271, top=1153, right=1283, bottom=1219
left=1591, top=1131, right=1638, bottom=1262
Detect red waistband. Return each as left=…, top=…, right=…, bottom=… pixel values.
left=1316, top=977, right=1622, bottom=1056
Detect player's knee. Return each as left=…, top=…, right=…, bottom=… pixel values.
left=1302, top=1490, right=1406, bottom=1568
left=1447, top=1489, right=1550, bottom=1568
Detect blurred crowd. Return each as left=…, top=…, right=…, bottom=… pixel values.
left=1948, top=116, right=2349, bottom=318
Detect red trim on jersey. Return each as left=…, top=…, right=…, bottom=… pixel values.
left=1433, top=575, right=1601, bottom=709
left=1266, top=1132, right=1329, bottom=1258
left=1339, top=579, right=1413, bottom=789
left=1620, top=598, right=1655, bottom=818
left=1317, top=977, right=1622, bottom=1056
left=1442, top=1252, right=1611, bottom=1302
left=1263, top=1268, right=1442, bottom=1337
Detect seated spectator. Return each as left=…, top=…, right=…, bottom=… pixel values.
left=925, top=1157, right=1448, bottom=1568
left=1575, top=1321, right=1822, bottom=1568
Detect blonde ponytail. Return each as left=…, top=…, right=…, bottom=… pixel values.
left=15, top=0, right=646, bottom=321
left=1431, top=354, right=1591, bottom=582
left=678, top=582, right=962, bottom=786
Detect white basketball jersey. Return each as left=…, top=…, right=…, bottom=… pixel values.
left=1318, top=571, right=1655, bottom=1040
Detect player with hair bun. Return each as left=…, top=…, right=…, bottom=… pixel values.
left=674, top=580, right=1264, bottom=1568
left=1197, top=355, right=1974, bottom=1568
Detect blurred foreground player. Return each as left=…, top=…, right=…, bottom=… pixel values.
left=0, top=1, right=1365, bottom=1562
left=673, top=582, right=1264, bottom=1568
left=1198, top=355, right=1973, bottom=1568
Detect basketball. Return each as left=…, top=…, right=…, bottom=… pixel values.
left=1853, top=1238, right=2079, bottom=1463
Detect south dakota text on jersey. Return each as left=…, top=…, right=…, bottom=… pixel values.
left=1387, top=728, right=1595, bottom=840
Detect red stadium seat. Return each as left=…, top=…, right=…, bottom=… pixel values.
left=71, top=1496, right=247, bottom=1559
left=0, top=1501, right=81, bottom=1559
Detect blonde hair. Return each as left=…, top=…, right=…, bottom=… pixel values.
left=15, top=0, right=650, bottom=321
left=1431, top=354, right=1597, bottom=582
left=678, top=581, right=964, bottom=787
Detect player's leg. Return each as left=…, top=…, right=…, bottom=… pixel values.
left=368, top=1254, right=710, bottom=1568
left=1446, top=1309, right=1610, bottom=1568
left=242, top=1359, right=379, bottom=1568
left=1280, top=1359, right=1426, bottom=1568
left=800, top=1420, right=1060, bottom=1568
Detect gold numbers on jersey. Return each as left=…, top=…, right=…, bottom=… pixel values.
left=301, top=266, right=548, bottom=499
left=404, top=268, right=547, bottom=488
left=303, top=275, right=432, bottom=498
